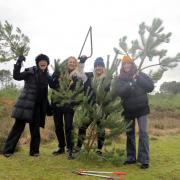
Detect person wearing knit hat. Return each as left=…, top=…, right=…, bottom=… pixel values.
left=122, top=55, right=133, bottom=63
left=94, top=57, right=105, bottom=68
left=75, top=57, right=107, bottom=156
left=113, top=55, right=154, bottom=169
left=3, top=54, right=51, bottom=157
left=94, top=57, right=106, bottom=79
left=35, top=54, right=50, bottom=65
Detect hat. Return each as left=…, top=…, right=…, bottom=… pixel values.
left=35, top=54, right=49, bottom=65
left=94, top=57, right=105, bottom=68
left=122, top=55, right=133, bottom=63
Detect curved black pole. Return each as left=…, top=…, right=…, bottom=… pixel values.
left=78, top=26, right=93, bottom=59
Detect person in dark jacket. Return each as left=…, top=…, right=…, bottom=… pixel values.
left=50, top=56, right=86, bottom=159
left=75, top=57, right=106, bottom=155
left=3, top=54, right=51, bottom=157
left=114, top=55, right=154, bottom=169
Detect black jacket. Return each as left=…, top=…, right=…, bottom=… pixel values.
left=49, top=72, right=82, bottom=112
left=11, top=64, right=51, bottom=128
left=114, top=72, right=154, bottom=119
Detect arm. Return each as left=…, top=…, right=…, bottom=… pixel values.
left=48, top=72, right=60, bottom=89
left=111, top=77, right=133, bottom=98
left=13, top=56, right=29, bottom=81
left=136, top=72, right=154, bottom=93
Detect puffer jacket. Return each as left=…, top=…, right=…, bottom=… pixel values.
left=114, top=72, right=154, bottom=119
left=11, top=64, right=50, bottom=127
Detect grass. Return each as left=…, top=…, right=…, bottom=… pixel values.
left=149, top=94, right=180, bottom=118
left=0, top=86, right=20, bottom=100
left=0, top=135, right=180, bottom=180
left=0, top=88, right=180, bottom=179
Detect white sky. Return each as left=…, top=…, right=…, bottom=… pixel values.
left=0, top=0, right=180, bottom=89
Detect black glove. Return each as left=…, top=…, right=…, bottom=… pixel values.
left=79, top=55, right=88, bottom=63
left=16, top=55, right=25, bottom=65
left=52, top=71, right=60, bottom=79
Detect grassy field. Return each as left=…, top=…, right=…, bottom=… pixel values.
left=0, top=88, right=180, bottom=179
left=0, top=135, right=180, bottom=180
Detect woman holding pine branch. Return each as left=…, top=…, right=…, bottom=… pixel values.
left=75, top=57, right=107, bottom=155
left=3, top=54, right=51, bottom=157
left=114, top=55, right=154, bottom=169
left=50, top=56, right=86, bottom=159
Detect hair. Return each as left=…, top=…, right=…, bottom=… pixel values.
left=67, top=56, right=77, bottom=63
left=119, top=62, right=137, bottom=80
left=35, top=54, right=49, bottom=65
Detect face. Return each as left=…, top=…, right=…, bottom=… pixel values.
left=122, top=62, right=133, bottom=73
left=38, top=60, right=48, bottom=71
left=67, top=57, right=77, bottom=72
left=94, top=65, right=104, bottom=76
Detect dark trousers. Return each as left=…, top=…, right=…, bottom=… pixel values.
left=3, top=106, right=41, bottom=155
left=53, top=108, right=74, bottom=150
left=126, top=115, right=149, bottom=164
left=3, top=119, right=40, bottom=155
left=77, top=120, right=105, bottom=150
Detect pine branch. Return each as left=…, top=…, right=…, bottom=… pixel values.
left=0, top=20, right=30, bottom=62
left=114, top=18, right=180, bottom=83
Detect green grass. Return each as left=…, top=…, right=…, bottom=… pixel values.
left=149, top=94, right=180, bottom=118
left=0, top=86, right=20, bottom=100
left=0, top=135, right=180, bottom=180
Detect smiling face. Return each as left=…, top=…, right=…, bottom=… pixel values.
left=67, top=57, right=77, bottom=72
left=38, top=60, right=48, bottom=71
left=122, top=62, right=133, bottom=73
left=94, top=65, right=105, bottom=77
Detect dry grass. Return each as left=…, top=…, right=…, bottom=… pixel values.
left=1, top=96, right=180, bottom=150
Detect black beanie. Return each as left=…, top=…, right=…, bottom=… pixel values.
left=35, top=54, right=50, bottom=65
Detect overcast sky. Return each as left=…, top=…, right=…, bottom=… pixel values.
left=0, top=0, right=180, bottom=89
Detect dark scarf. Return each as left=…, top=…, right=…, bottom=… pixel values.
left=36, top=68, right=48, bottom=103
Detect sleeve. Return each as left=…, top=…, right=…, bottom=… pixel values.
left=111, top=78, right=133, bottom=98
left=13, top=64, right=29, bottom=81
left=48, top=72, right=60, bottom=89
left=136, top=72, right=154, bottom=93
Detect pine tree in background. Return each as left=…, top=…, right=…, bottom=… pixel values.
left=74, top=54, right=129, bottom=154
left=114, top=18, right=180, bottom=83
left=0, top=20, right=30, bottom=62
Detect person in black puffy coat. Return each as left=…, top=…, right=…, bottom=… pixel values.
left=114, top=55, right=154, bottom=169
left=3, top=54, right=51, bottom=157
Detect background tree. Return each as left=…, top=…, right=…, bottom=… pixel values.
left=114, top=18, right=180, bottom=83
left=0, top=70, right=12, bottom=87
left=0, top=20, right=30, bottom=62
left=160, top=81, right=180, bottom=94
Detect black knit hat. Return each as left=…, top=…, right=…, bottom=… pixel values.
left=35, top=54, right=49, bottom=65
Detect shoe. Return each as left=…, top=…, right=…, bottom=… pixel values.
left=52, top=148, right=65, bottom=155
left=141, top=164, right=149, bottom=169
left=30, top=153, right=40, bottom=157
left=123, top=160, right=136, bottom=165
left=67, top=150, right=75, bottom=160
left=3, top=153, right=13, bottom=158
left=96, top=150, right=103, bottom=156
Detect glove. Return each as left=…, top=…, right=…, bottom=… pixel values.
left=16, top=55, right=25, bottom=65
left=79, top=55, right=88, bottom=63
left=52, top=71, right=60, bottom=78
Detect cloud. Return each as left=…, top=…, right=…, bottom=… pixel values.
left=0, top=0, right=180, bottom=84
